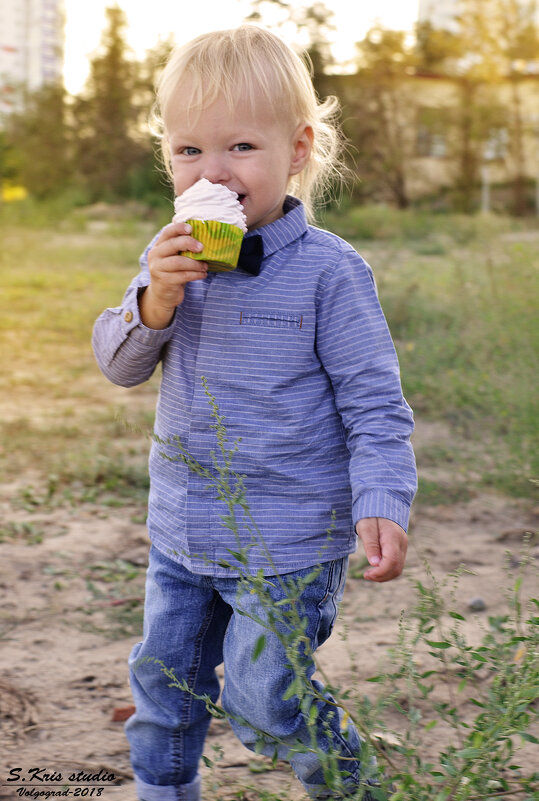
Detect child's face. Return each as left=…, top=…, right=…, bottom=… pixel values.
left=165, top=89, right=312, bottom=231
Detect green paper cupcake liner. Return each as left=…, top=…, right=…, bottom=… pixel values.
left=181, top=220, right=244, bottom=272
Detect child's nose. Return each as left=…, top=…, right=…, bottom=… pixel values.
left=200, top=155, right=231, bottom=185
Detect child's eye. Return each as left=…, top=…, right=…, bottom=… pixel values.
left=180, top=146, right=201, bottom=156
left=232, top=143, right=253, bottom=152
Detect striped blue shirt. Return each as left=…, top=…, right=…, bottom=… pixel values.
left=92, top=197, right=417, bottom=576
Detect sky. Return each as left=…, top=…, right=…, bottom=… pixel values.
left=63, top=0, right=420, bottom=94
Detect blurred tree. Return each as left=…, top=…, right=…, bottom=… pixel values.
left=71, top=5, right=150, bottom=200
left=495, top=0, right=539, bottom=214
left=0, top=130, right=19, bottom=195
left=417, top=24, right=505, bottom=211
left=129, top=36, right=176, bottom=203
left=136, top=35, right=175, bottom=112
left=3, top=83, right=72, bottom=198
left=417, top=0, right=539, bottom=213
left=415, top=21, right=463, bottom=73
left=343, top=27, right=418, bottom=207
left=247, top=0, right=337, bottom=97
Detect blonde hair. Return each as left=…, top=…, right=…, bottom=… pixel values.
left=152, top=25, right=345, bottom=220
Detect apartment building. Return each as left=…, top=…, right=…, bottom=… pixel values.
left=0, top=0, right=64, bottom=115
left=419, top=0, right=539, bottom=30
left=419, top=0, right=461, bottom=31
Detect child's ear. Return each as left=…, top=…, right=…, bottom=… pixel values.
left=289, top=124, right=314, bottom=176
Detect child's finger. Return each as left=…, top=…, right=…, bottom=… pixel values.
left=363, top=548, right=399, bottom=582
left=156, top=255, right=208, bottom=276
left=151, top=222, right=203, bottom=255
left=175, top=269, right=209, bottom=286
left=158, top=221, right=193, bottom=239
left=356, top=518, right=407, bottom=582
left=158, top=262, right=208, bottom=288
left=356, top=518, right=382, bottom=567
left=153, top=236, right=204, bottom=262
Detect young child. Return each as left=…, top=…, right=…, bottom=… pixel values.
left=92, top=25, right=416, bottom=801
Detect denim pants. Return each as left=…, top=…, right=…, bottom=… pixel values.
left=126, top=545, right=367, bottom=801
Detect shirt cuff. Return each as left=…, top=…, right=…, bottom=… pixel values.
left=122, top=285, right=176, bottom=347
left=353, top=490, right=411, bottom=533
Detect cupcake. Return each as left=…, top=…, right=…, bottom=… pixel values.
left=173, top=178, right=247, bottom=272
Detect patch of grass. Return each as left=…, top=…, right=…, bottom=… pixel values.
left=1, top=203, right=537, bottom=507
left=0, top=210, right=158, bottom=506
left=2, top=406, right=153, bottom=506
left=320, top=204, right=523, bottom=244
left=80, top=558, right=145, bottom=639
left=0, top=521, right=45, bottom=544
left=0, top=214, right=156, bottom=400
left=415, top=478, right=474, bottom=506
left=339, top=223, right=538, bottom=498
left=414, top=442, right=459, bottom=467
left=86, top=558, right=142, bottom=583
left=77, top=601, right=145, bottom=640
left=11, top=451, right=150, bottom=510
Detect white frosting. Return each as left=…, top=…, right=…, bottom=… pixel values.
left=173, top=178, right=247, bottom=233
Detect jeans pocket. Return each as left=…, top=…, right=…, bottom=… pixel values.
left=315, top=557, right=347, bottom=647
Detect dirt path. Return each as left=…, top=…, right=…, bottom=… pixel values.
left=1, top=420, right=537, bottom=801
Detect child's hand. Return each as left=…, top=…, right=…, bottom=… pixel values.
left=355, top=517, right=408, bottom=582
left=140, top=222, right=208, bottom=329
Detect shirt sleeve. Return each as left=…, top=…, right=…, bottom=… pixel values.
left=91, top=233, right=175, bottom=387
left=315, top=245, right=417, bottom=532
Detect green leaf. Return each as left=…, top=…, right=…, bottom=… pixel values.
left=302, top=569, right=322, bottom=585
left=455, top=747, right=480, bottom=758
left=282, top=677, right=302, bottom=701
left=248, top=759, right=271, bottom=774
left=226, top=549, right=248, bottom=565
left=425, top=639, right=451, bottom=649
left=251, top=634, right=266, bottom=663
left=449, top=611, right=466, bottom=620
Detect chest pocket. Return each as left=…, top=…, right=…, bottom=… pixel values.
left=238, top=311, right=304, bottom=329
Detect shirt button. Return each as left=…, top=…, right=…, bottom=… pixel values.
left=124, top=310, right=133, bottom=323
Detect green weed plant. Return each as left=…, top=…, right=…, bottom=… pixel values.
left=143, top=380, right=538, bottom=801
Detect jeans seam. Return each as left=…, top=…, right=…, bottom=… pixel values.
left=171, top=590, right=219, bottom=798
left=313, top=559, right=357, bottom=766
left=315, top=559, right=342, bottom=640
left=318, top=559, right=335, bottom=607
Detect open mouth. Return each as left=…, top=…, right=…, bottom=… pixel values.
left=238, top=194, right=246, bottom=204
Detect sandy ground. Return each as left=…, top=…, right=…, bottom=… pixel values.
left=1, top=413, right=537, bottom=801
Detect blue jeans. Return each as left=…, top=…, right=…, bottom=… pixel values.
left=126, top=545, right=368, bottom=800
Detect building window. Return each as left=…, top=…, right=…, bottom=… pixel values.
left=483, top=128, right=508, bottom=160
left=416, top=107, right=451, bottom=158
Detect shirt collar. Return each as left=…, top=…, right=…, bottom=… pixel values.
left=244, top=196, right=308, bottom=261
